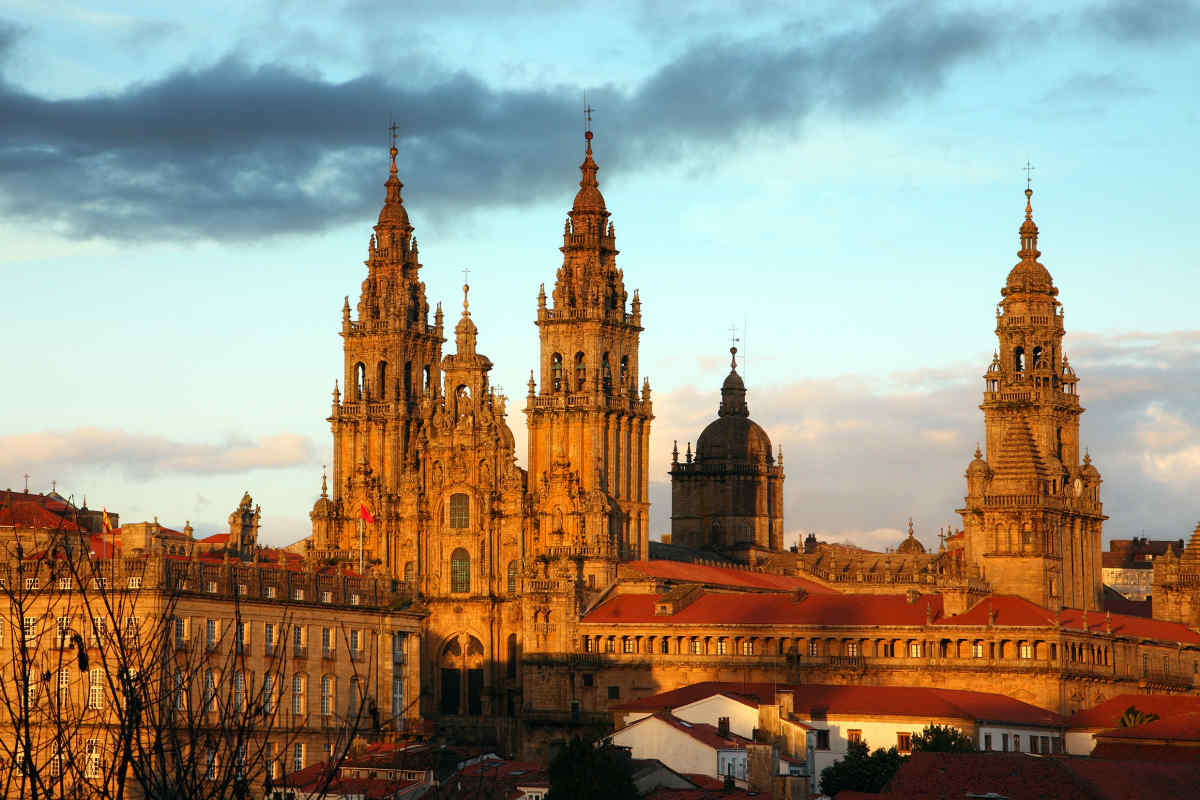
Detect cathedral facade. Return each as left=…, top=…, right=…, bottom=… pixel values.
left=303, top=126, right=1200, bottom=756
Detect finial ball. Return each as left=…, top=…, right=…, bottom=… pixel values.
left=585, top=130, right=593, bottom=141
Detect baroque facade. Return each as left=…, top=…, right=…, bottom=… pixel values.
left=300, top=126, right=1200, bottom=757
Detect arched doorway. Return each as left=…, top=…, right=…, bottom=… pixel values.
left=439, top=634, right=485, bottom=716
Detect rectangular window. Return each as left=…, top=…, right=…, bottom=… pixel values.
left=717, top=638, right=728, bottom=655
left=393, top=674, right=404, bottom=720
left=350, top=629, right=362, bottom=653
left=1041, top=735, right=1051, bottom=754
left=1030, top=735, right=1039, bottom=754
left=292, top=675, right=304, bottom=714
left=206, top=580, right=218, bottom=593
left=623, top=638, right=635, bottom=654
left=174, top=670, right=186, bottom=711
left=294, top=587, right=305, bottom=601
left=605, top=638, right=615, bottom=654
left=206, top=619, right=218, bottom=649
left=127, top=576, right=141, bottom=589
left=897, top=732, right=912, bottom=753
left=57, top=615, right=71, bottom=647
left=25, top=577, right=38, bottom=590
left=909, top=642, right=923, bottom=658
left=174, top=617, right=186, bottom=648
left=125, top=616, right=140, bottom=646
left=1019, top=642, right=1033, bottom=659
left=205, top=749, right=217, bottom=780
left=1013, top=734, right=1021, bottom=751
left=815, top=730, right=830, bottom=750
left=321, top=676, right=332, bottom=715
left=58, top=576, right=72, bottom=591
left=235, top=621, right=247, bottom=651
left=350, top=593, right=360, bottom=606
left=583, top=637, right=593, bottom=653
left=58, top=668, right=71, bottom=705
left=607, top=685, right=620, bottom=700
left=265, top=585, right=277, bottom=599
left=449, top=493, right=469, bottom=528
left=85, top=739, right=101, bottom=779
left=1001, top=733, right=1009, bottom=752
left=322, top=627, right=333, bottom=657
left=846, top=641, right=860, bottom=657
left=847, top=729, right=862, bottom=744
left=265, top=742, right=277, bottom=780
left=265, top=622, right=276, bottom=651
left=88, top=668, right=104, bottom=709
left=293, top=743, right=304, bottom=773
left=321, top=590, right=332, bottom=604
left=582, top=673, right=595, bottom=687
left=972, top=641, right=984, bottom=658
left=808, top=640, right=818, bottom=657
left=690, top=639, right=703, bottom=655
left=23, top=616, right=38, bottom=639
left=742, top=640, right=754, bottom=656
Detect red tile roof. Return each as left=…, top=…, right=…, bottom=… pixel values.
left=644, top=789, right=759, bottom=800
left=935, top=595, right=1200, bottom=644
left=0, top=501, right=80, bottom=531
left=614, top=681, right=1063, bottom=728
left=1094, top=711, right=1200, bottom=743
left=1064, top=693, right=1200, bottom=730
left=584, top=590, right=942, bottom=626
left=622, top=559, right=835, bottom=594
left=884, top=751, right=1200, bottom=800
left=198, top=532, right=230, bottom=544
left=1089, top=741, right=1200, bottom=762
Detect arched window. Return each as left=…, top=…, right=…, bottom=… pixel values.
left=423, top=365, right=431, bottom=393
left=574, top=352, right=586, bottom=390
left=1032, top=346, right=1043, bottom=369
left=620, top=355, right=629, bottom=385
left=354, top=362, right=366, bottom=400
left=551, top=353, right=563, bottom=391
left=507, top=560, right=519, bottom=594
left=404, top=361, right=413, bottom=399
left=1014, top=347, right=1025, bottom=373
left=601, top=352, right=612, bottom=390
left=449, top=493, right=469, bottom=529
left=377, top=361, right=387, bottom=400
left=450, top=548, right=470, bottom=593
left=403, top=561, right=415, bottom=583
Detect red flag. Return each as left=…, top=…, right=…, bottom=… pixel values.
left=359, top=503, right=375, bottom=524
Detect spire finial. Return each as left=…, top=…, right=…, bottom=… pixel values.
left=974, top=442, right=983, bottom=460
left=462, top=267, right=471, bottom=314
left=321, top=465, right=328, bottom=497
left=388, top=120, right=400, bottom=176
left=907, top=517, right=915, bottom=538
left=584, top=99, right=594, bottom=142
left=1024, top=159, right=1035, bottom=190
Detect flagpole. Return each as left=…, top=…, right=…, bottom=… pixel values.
left=358, top=516, right=364, bottom=575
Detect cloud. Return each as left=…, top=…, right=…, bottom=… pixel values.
left=1084, top=0, right=1200, bottom=42
left=0, top=4, right=1007, bottom=241
left=0, top=427, right=317, bottom=481
left=649, top=330, right=1200, bottom=547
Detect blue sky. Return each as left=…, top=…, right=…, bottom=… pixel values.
left=1, top=0, right=1198, bottom=551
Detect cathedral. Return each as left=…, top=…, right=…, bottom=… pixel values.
left=303, top=125, right=1200, bottom=754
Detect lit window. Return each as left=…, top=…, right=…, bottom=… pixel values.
left=808, top=640, right=818, bottom=657
left=321, top=590, right=332, bottom=604
left=85, top=739, right=101, bottom=779
left=1019, top=642, right=1033, bottom=659
left=846, top=641, right=860, bottom=657
left=88, top=668, right=104, bottom=709
left=127, top=576, right=141, bottom=589
left=742, top=640, right=753, bottom=656
left=265, top=585, right=277, bottom=599
left=237, top=583, right=247, bottom=596
left=449, top=493, right=469, bottom=529
left=847, top=729, right=863, bottom=744
left=293, top=742, right=305, bottom=773
left=58, top=668, right=71, bottom=705
left=583, top=637, right=593, bottom=653
left=690, top=639, right=702, bottom=655
left=206, top=580, right=218, bottom=593
left=293, top=587, right=305, bottom=601
left=897, top=732, right=913, bottom=753
left=972, top=641, right=985, bottom=658
left=25, top=577, right=38, bottom=590
left=623, top=638, right=635, bottom=654
left=716, top=639, right=728, bottom=655
left=909, top=642, right=923, bottom=658
left=605, top=638, right=615, bottom=653
left=350, top=593, right=360, bottom=606
left=58, top=577, right=72, bottom=591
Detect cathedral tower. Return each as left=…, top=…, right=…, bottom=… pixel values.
left=959, top=187, right=1106, bottom=611
left=525, top=128, right=653, bottom=582
left=313, top=142, right=446, bottom=569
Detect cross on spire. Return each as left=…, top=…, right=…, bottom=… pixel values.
left=584, top=101, right=593, bottom=134
left=1024, top=159, right=1035, bottom=189
left=462, top=266, right=470, bottom=285
left=728, top=324, right=740, bottom=349
left=389, top=120, right=399, bottom=147
left=23, top=473, right=29, bottom=493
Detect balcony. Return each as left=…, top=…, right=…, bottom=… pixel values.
left=292, top=646, right=308, bottom=661
left=322, top=648, right=337, bottom=661
left=350, top=649, right=365, bottom=663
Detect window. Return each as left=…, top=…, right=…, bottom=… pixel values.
left=206, top=580, right=218, bottom=593
left=25, top=577, right=39, bottom=590
left=294, top=625, right=305, bottom=655
left=449, top=493, right=469, bottom=529
left=125, top=616, right=140, bottom=646
left=321, top=590, right=332, bottom=604
left=127, top=576, right=141, bottom=589
left=742, top=640, right=753, bottom=656
left=293, top=586, right=305, bottom=601
left=607, top=685, right=620, bottom=700
left=237, top=583, right=247, bottom=596
left=393, top=675, right=404, bottom=720
left=23, top=615, right=38, bottom=639
left=662, top=638, right=671, bottom=654
left=265, top=585, right=277, bottom=599
left=690, top=639, right=702, bottom=655
left=984, top=733, right=993, bottom=751
left=583, top=637, right=593, bottom=653
left=58, top=668, right=71, bottom=705
left=582, top=673, right=595, bottom=687
left=173, top=670, right=186, bottom=710
left=897, top=732, right=913, bottom=753
left=174, top=617, right=186, bottom=648
left=605, top=637, right=615, bottom=653
left=293, top=743, right=305, bottom=773
left=507, top=560, right=519, bottom=593
left=846, top=641, right=860, bottom=657
left=205, top=748, right=217, bottom=780
left=85, top=739, right=101, bottom=779
left=350, top=629, right=362, bottom=656
left=88, top=668, right=104, bottom=709
left=1019, top=642, right=1033, bottom=659
left=972, top=641, right=984, bottom=659
left=551, top=353, right=563, bottom=391
left=235, top=621, right=248, bottom=651
left=574, top=352, right=586, bottom=390
left=1013, top=734, right=1021, bottom=752
left=716, top=638, right=727, bottom=655
left=808, top=640, right=818, bottom=657
left=909, top=641, right=923, bottom=658
left=450, top=548, right=470, bottom=593
left=847, top=729, right=863, bottom=745
left=25, top=676, right=38, bottom=705
left=350, top=593, right=360, bottom=606
left=203, top=670, right=216, bottom=712
left=263, top=673, right=275, bottom=713
left=404, top=561, right=415, bottom=582
left=58, top=576, right=72, bottom=591
left=623, top=638, right=635, bottom=654
left=57, top=615, right=71, bottom=647
left=321, top=675, right=333, bottom=715
left=322, top=627, right=334, bottom=657
left=292, top=675, right=305, bottom=715
left=1001, top=733, right=1009, bottom=751
left=815, top=730, right=830, bottom=750
left=206, top=619, right=218, bottom=649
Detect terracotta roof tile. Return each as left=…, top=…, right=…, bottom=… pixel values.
left=1094, top=711, right=1200, bottom=742
left=584, top=590, right=941, bottom=626
left=936, top=595, right=1200, bottom=643
left=613, top=682, right=775, bottom=712
left=0, top=501, right=80, bottom=531
left=622, top=559, right=834, bottom=594
left=1064, top=693, right=1200, bottom=730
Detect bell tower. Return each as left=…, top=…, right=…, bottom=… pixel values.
left=959, top=186, right=1106, bottom=611
left=316, top=139, right=446, bottom=569
left=525, top=126, right=653, bottom=577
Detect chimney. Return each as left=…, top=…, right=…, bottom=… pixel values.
left=718, top=716, right=730, bottom=738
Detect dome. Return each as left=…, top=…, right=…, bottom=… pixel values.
left=571, top=132, right=607, bottom=214
left=376, top=146, right=412, bottom=229
left=966, top=445, right=989, bottom=477
left=1081, top=451, right=1100, bottom=480
left=695, top=415, right=773, bottom=464
left=311, top=495, right=333, bottom=517
left=897, top=519, right=926, bottom=554
left=1005, top=188, right=1053, bottom=293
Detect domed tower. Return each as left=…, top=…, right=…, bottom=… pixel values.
left=670, top=347, right=784, bottom=562
left=317, top=139, right=446, bottom=570
left=525, top=126, right=654, bottom=576
left=958, top=187, right=1106, bottom=611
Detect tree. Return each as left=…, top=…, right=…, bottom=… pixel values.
left=819, top=740, right=906, bottom=797
left=547, top=736, right=638, bottom=800
left=911, top=724, right=975, bottom=753
left=1119, top=706, right=1160, bottom=728
left=0, top=520, right=381, bottom=800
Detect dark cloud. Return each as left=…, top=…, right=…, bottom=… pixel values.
left=1084, top=0, right=1200, bottom=42
left=0, top=5, right=1005, bottom=241
left=1040, top=72, right=1150, bottom=105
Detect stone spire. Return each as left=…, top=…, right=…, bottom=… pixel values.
left=455, top=282, right=477, bottom=355
left=1006, top=187, right=1054, bottom=294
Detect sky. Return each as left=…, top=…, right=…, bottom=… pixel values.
left=1, top=0, right=1198, bottom=552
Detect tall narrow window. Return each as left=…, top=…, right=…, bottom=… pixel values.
left=404, top=561, right=415, bottom=582
left=292, top=742, right=304, bottom=773
left=88, top=668, right=104, bottom=709
left=320, top=675, right=332, bottom=715
left=423, top=365, right=431, bottom=393
left=354, top=362, right=366, bottom=400
left=449, top=493, right=469, bottom=529
left=262, top=673, right=275, bottom=714
left=403, top=361, right=413, bottom=399
left=551, top=353, right=563, bottom=391
left=507, top=560, right=519, bottom=593
left=1032, top=346, right=1043, bottom=369
left=450, top=548, right=470, bottom=593
left=292, top=675, right=305, bottom=715
left=601, top=352, right=612, bottom=390
left=377, top=361, right=387, bottom=401
left=1014, top=347, right=1025, bottom=373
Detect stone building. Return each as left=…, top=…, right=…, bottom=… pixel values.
left=669, top=347, right=784, bottom=563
